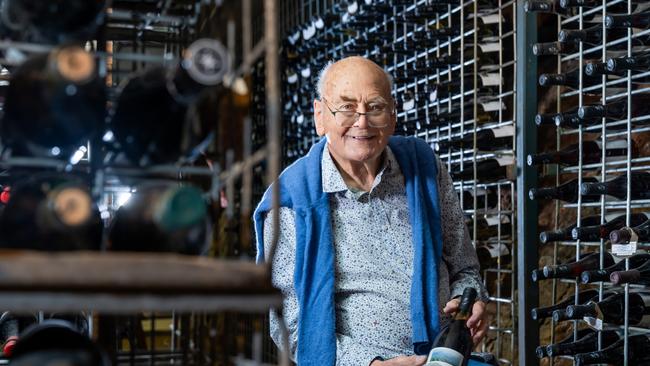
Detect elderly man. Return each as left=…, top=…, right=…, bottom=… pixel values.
left=254, top=56, right=489, bottom=366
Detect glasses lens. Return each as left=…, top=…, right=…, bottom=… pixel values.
left=337, top=111, right=357, bottom=127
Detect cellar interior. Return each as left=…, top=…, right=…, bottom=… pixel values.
left=0, top=0, right=647, bottom=365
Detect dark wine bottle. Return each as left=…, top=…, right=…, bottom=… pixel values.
left=1, top=45, right=105, bottom=159
left=564, top=291, right=650, bottom=327
left=11, top=0, right=107, bottom=44
left=530, top=289, right=599, bottom=320
left=108, top=183, right=209, bottom=255
left=578, top=94, right=650, bottom=121
left=547, top=330, right=619, bottom=358
left=426, top=287, right=477, bottom=366
left=524, top=0, right=579, bottom=16
left=610, top=217, right=650, bottom=244
left=580, top=172, right=650, bottom=200
left=581, top=253, right=650, bottom=283
left=585, top=61, right=626, bottom=77
left=435, top=126, right=514, bottom=152
left=606, top=12, right=650, bottom=29
left=476, top=242, right=511, bottom=270
left=110, top=38, right=230, bottom=167
left=0, top=174, right=102, bottom=251
left=449, top=158, right=513, bottom=183
left=572, top=213, right=648, bottom=242
left=528, top=177, right=600, bottom=203
left=538, top=68, right=603, bottom=89
left=527, top=140, right=631, bottom=166
left=558, top=25, right=648, bottom=49
left=539, top=215, right=601, bottom=244
left=574, top=334, right=650, bottom=365
left=610, top=257, right=650, bottom=285
left=539, top=252, right=615, bottom=281
left=606, top=51, right=650, bottom=73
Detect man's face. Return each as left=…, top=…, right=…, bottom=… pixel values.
left=313, top=58, right=396, bottom=165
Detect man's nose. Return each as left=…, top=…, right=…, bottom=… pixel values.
left=353, top=112, right=370, bottom=128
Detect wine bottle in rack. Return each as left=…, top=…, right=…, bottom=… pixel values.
left=425, top=287, right=477, bottom=366
left=558, top=25, right=649, bottom=49
left=578, top=94, right=650, bottom=121
left=110, top=38, right=230, bottom=167
left=581, top=253, right=650, bottom=283
left=563, top=291, right=650, bottom=327
left=606, top=51, right=650, bottom=73
left=527, top=140, right=631, bottom=166
left=449, top=157, right=514, bottom=183
left=610, top=217, right=650, bottom=244
left=535, top=252, right=615, bottom=282
left=585, top=61, right=626, bottom=77
left=0, top=174, right=103, bottom=251
left=580, top=172, right=650, bottom=200
left=574, top=334, right=650, bottom=365
left=108, top=183, right=209, bottom=255
left=524, top=0, right=577, bottom=16
left=528, top=177, right=600, bottom=203
left=571, top=212, right=648, bottom=242
left=0, top=44, right=105, bottom=159
left=530, top=289, right=599, bottom=320
left=610, top=257, right=650, bottom=285
left=434, top=126, right=514, bottom=152
left=605, top=11, right=650, bottom=29
left=458, top=189, right=499, bottom=211
left=539, top=215, right=602, bottom=244
left=538, top=68, right=604, bottom=89
left=541, top=329, right=619, bottom=358
left=476, top=242, right=511, bottom=270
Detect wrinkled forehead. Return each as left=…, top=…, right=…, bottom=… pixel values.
left=323, top=59, right=391, bottom=101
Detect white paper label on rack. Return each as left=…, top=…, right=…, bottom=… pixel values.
left=479, top=73, right=502, bottom=86
left=481, top=100, right=506, bottom=112
left=485, top=215, right=501, bottom=226
left=479, top=14, right=502, bottom=24
left=584, top=316, right=603, bottom=331
left=491, top=125, right=515, bottom=138
left=478, top=43, right=501, bottom=53
left=402, top=98, right=415, bottom=111
left=612, top=243, right=637, bottom=257
left=595, top=139, right=628, bottom=149
left=487, top=243, right=510, bottom=258
left=495, top=155, right=515, bottom=166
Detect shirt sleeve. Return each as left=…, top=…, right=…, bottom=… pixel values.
left=436, top=157, right=490, bottom=302
left=264, top=207, right=299, bottom=361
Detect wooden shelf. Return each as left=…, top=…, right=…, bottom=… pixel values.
left=0, top=251, right=281, bottom=313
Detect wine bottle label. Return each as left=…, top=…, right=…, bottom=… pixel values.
left=479, top=72, right=502, bottom=86
left=480, top=101, right=506, bottom=112
left=478, top=14, right=502, bottom=25
left=491, top=125, right=515, bottom=138
left=495, top=155, right=515, bottom=166
left=612, top=229, right=638, bottom=257
left=485, top=214, right=511, bottom=226
left=478, top=43, right=500, bottom=53
left=583, top=316, right=603, bottom=330
left=426, top=347, right=464, bottom=366
left=487, top=243, right=510, bottom=258
left=300, top=67, right=311, bottom=78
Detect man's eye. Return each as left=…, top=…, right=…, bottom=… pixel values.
left=339, top=104, right=355, bottom=111
left=369, top=104, right=386, bottom=111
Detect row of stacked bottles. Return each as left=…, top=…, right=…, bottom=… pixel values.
left=277, top=0, right=517, bottom=362
left=0, top=0, right=270, bottom=365
left=526, top=0, right=650, bottom=365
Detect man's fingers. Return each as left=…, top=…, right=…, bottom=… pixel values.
left=472, top=318, right=489, bottom=345
left=467, top=301, right=486, bottom=328
left=443, top=298, right=460, bottom=314
left=387, top=355, right=427, bottom=365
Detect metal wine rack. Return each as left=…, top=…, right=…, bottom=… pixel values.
left=277, top=0, right=519, bottom=364
left=0, top=0, right=290, bottom=365
left=523, top=0, right=650, bottom=365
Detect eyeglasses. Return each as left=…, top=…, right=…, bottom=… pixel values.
left=321, top=97, right=393, bottom=128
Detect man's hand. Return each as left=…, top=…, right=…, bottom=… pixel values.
left=443, top=298, right=489, bottom=345
left=370, top=355, right=427, bottom=366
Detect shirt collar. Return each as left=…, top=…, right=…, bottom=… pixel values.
left=321, top=141, right=396, bottom=195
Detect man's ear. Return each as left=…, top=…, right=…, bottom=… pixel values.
left=314, top=99, right=326, bottom=137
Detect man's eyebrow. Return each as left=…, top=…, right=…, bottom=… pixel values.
left=335, top=95, right=388, bottom=103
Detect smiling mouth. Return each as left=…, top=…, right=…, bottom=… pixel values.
left=347, top=135, right=376, bottom=140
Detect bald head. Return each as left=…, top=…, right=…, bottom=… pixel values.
left=316, top=56, right=393, bottom=100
